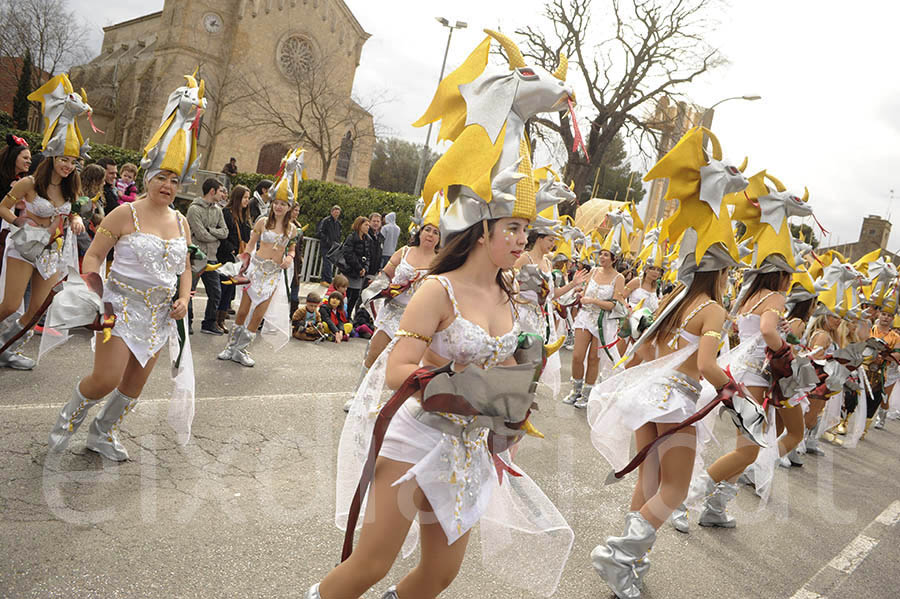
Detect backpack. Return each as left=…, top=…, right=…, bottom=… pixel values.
left=325, top=237, right=351, bottom=275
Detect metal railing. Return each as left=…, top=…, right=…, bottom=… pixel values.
left=299, top=236, right=323, bottom=282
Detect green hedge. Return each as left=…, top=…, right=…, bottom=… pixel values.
left=233, top=173, right=415, bottom=243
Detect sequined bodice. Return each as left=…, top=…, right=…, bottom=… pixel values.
left=583, top=279, right=613, bottom=313
left=628, top=287, right=658, bottom=313
left=111, top=204, right=187, bottom=289
left=429, top=275, right=520, bottom=369
left=260, top=229, right=290, bottom=247
left=392, top=249, right=423, bottom=287
left=25, top=195, right=70, bottom=219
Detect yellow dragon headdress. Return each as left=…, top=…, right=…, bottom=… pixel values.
left=269, top=147, right=307, bottom=206
left=141, top=70, right=207, bottom=185
left=414, top=30, right=574, bottom=237
left=27, top=73, right=93, bottom=159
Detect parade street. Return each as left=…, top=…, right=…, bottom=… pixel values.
left=3, top=308, right=900, bottom=598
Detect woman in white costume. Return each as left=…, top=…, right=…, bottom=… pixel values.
left=217, top=149, right=302, bottom=367
left=310, top=30, right=575, bottom=599
left=46, top=72, right=205, bottom=460
left=0, top=74, right=88, bottom=369
left=565, top=243, right=625, bottom=408
left=363, top=197, right=441, bottom=369
left=588, top=126, right=766, bottom=598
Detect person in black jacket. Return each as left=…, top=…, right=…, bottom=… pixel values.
left=316, top=204, right=342, bottom=284
left=216, top=185, right=252, bottom=332
left=342, top=215, right=370, bottom=319
left=366, top=212, right=384, bottom=281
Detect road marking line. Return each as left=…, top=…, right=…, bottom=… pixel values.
left=874, top=500, right=900, bottom=526
left=790, top=499, right=899, bottom=598
left=0, top=391, right=356, bottom=411
left=826, top=534, right=878, bottom=574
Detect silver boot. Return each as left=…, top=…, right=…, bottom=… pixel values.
left=230, top=325, right=256, bottom=367
left=805, top=416, right=826, bottom=456
left=874, top=407, right=886, bottom=429
left=562, top=377, right=583, bottom=405
left=591, top=511, right=657, bottom=599
left=217, top=327, right=238, bottom=361
left=786, top=447, right=805, bottom=466
left=85, top=389, right=137, bottom=461
left=670, top=503, right=689, bottom=533
left=699, top=481, right=738, bottom=528
left=306, top=583, right=321, bottom=599
left=381, top=586, right=399, bottom=599
left=574, top=383, right=593, bottom=409
left=0, top=317, right=36, bottom=370
left=48, top=384, right=103, bottom=452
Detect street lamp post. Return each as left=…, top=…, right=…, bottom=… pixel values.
left=413, top=17, right=467, bottom=198
left=700, top=94, right=761, bottom=129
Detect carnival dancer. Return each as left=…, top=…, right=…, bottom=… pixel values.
left=515, top=182, right=587, bottom=398
left=860, top=257, right=899, bottom=429
left=587, top=126, right=765, bottom=598
left=689, top=172, right=814, bottom=517
left=564, top=225, right=626, bottom=408
left=311, top=30, right=576, bottom=599
left=45, top=71, right=205, bottom=459
left=362, top=196, right=443, bottom=370
left=0, top=74, right=90, bottom=369
left=217, top=149, right=302, bottom=367
left=617, top=224, right=665, bottom=355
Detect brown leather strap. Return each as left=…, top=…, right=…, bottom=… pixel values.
left=341, top=366, right=440, bottom=562
left=609, top=376, right=741, bottom=482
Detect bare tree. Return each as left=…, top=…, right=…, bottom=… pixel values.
left=243, top=51, right=381, bottom=180
left=514, top=0, right=725, bottom=194
left=0, top=0, right=91, bottom=126
left=196, top=60, right=256, bottom=169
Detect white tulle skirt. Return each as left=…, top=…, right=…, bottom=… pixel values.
left=518, top=302, right=562, bottom=397
left=237, top=255, right=290, bottom=350
left=335, top=339, right=574, bottom=597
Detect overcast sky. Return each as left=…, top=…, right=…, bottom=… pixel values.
left=70, top=0, right=900, bottom=253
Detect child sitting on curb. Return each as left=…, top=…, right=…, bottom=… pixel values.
left=292, top=292, right=329, bottom=341
left=319, top=290, right=350, bottom=343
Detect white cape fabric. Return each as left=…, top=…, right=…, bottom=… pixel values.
left=335, top=338, right=573, bottom=598
left=236, top=258, right=290, bottom=351
left=841, top=368, right=869, bottom=449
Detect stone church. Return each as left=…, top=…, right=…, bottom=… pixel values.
left=70, top=0, right=374, bottom=187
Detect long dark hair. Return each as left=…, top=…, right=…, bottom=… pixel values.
left=0, top=135, right=30, bottom=193
left=737, top=270, right=790, bottom=313
left=429, top=219, right=514, bottom=302
left=525, top=230, right=547, bottom=250
left=229, top=184, right=250, bottom=225
left=33, top=156, right=80, bottom=203
left=787, top=297, right=815, bottom=322
left=646, top=270, right=724, bottom=347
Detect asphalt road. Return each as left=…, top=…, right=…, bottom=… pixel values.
left=2, top=293, right=900, bottom=598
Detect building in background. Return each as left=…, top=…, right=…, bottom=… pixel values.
left=69, top=0, right=374, bottom=187
left=819, top=214, right=900, bottom=266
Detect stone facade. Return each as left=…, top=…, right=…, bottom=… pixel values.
left=820, top=214, right=899, bottom=266
left=70, top=0, right=374, bottom=188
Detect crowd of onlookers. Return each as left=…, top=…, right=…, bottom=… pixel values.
left=0, top=137, right=405, bottom=348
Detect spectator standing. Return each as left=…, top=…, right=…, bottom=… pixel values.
left=316, top=204, right=342, bottom=285
left=96, top=157, right=119, bottom=215
left=289, top=203, right=305, bottom=315
left=222, top=157, right=238, bottom=186
left=342, top=215, right=370, bottom=318
left=249, top=179, right=273, bottom=221
left=187, top=178, right=228, bottom=335
left=217, top=184, right=251, bottom=331
left=75, top=164, right=106, bottom=258
left=380, top=211, right=400, bottom=269
left=115, top=163, right=139, bottom=204
left=366, top=212, right=384, bottom=278
left=0, top=134, right=32, bottom=194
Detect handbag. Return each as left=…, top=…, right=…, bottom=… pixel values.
left=326, top=237, right=351, bottom=275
